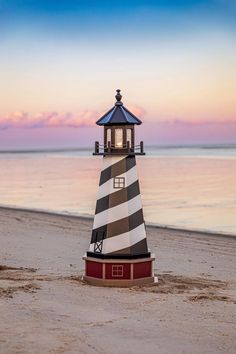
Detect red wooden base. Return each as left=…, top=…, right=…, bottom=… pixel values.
left=83, top=254, right=156, bottom=287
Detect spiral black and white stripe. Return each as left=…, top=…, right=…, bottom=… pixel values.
left=88, top=155, right=149, bottom=257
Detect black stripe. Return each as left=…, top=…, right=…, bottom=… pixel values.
left=99, top=156, right=136, bottom=186
left=95, top=180, right=140, bottom=214
left=107, top=238, right=148, bottom=256
left=86, top=251, right=151, bottom=260
left=91, top=209, right=144, bottom=243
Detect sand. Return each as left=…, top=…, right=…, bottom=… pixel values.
left=0, top=207, right=235, bottom=354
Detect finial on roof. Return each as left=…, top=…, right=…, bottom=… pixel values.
left=115, top=89, right=123, bottom=106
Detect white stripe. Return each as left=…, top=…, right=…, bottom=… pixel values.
left=89, top=223, right=146, bottom=254
left=102, top=155, right=126, bottom=170
left=93, top=194, right=142, bottom=229
left=97, top=165, right=138, bottom=200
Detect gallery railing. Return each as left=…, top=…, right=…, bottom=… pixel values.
left=93, top=141, right=145, bottom=155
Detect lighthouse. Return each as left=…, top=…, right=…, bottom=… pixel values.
left=83, top=90, right=156, bottom=286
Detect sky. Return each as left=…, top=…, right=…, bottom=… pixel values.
left=0, top=0, right=236, bottom=149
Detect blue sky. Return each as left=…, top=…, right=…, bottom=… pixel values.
left=1, top=0, right=235, bottom=35
left=0, top=0, right=235, bottom=148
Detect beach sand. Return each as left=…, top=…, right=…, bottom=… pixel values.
left=0, top=207, right=235, bottom=354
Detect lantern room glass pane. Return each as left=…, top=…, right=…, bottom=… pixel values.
left=115, top=128, right=123, bottom=148
left=106, top=129, right=111, bottom=144
left=127, top=129, right=132, bottom=145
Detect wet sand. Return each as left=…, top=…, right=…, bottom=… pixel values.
left=0, top=207, right=236, bottom=354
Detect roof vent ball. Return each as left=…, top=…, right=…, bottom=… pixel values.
left=115, top=89, right=123, bottom=106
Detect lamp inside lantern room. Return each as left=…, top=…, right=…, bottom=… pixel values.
left=115, top=128, right=123, bottom=148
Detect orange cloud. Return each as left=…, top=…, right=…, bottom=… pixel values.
left=0, top=111, right=99, bottom=130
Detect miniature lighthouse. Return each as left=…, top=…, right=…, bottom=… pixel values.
left=83, top=89, right=156, bottom=286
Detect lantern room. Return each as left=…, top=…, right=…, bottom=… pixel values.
left=94, top=89, right=145, bottom=156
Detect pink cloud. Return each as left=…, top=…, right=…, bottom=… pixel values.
left=0, top=104, right=147, bottom=130
left=1, top=108, right=236, bottom=147
left=0, top=111, right=99, bottom=130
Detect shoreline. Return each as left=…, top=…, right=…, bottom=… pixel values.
left=0, top=143, right=236, bottom=154
left=0, top=204, right=235, bottom=239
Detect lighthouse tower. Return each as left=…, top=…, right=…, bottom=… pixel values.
left=83, top=90, right=156, bottom=286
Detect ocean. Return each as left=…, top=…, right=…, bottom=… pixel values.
left=0, top=145, right=236, bottom=235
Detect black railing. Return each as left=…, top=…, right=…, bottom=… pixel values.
left=93, top=141, right=145, bottom=155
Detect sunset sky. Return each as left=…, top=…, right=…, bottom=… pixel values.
left=0, top=0, right=236, bottom=149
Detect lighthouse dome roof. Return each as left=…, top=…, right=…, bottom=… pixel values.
left=96, top=90, right=142, bottom=126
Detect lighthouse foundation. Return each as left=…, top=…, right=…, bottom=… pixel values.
left=83, top=254, right=156, bottom=287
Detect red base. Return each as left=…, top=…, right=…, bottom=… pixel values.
left=83, top=255, right=156, bottom=287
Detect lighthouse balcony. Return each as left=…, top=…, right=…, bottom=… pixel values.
left=93, top=141, right=145, bottom=156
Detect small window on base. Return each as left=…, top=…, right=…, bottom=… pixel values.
left=113, top=177, right=125, bottom=189
left=112, top=265, right=123, bottom=277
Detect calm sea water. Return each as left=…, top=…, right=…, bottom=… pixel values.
left=0, top=145, right=236, bottom=235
